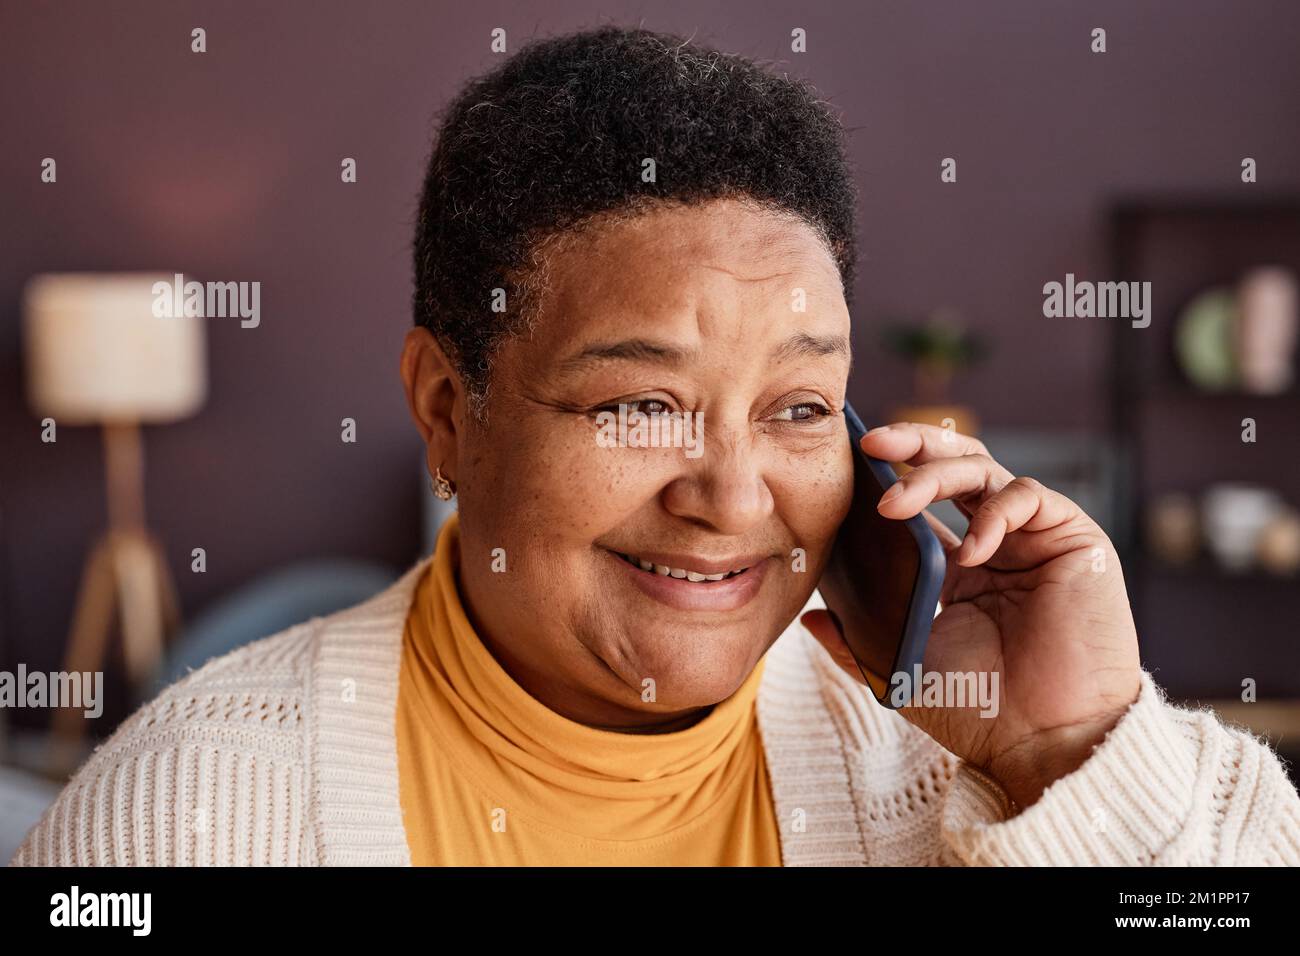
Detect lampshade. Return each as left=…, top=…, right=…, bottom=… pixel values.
left=23, top=273, right=208, bottom=424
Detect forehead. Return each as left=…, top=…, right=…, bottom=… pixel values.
left=527, top=198, right=847, bottom=347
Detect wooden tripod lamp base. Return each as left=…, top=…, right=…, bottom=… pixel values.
left=52, top=423, right=181, bottom=752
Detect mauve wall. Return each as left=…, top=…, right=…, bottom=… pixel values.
left=3, top=1, right=1299, bottom=722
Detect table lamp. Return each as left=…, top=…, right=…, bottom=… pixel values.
left=23, top=273, right=207, bottom=746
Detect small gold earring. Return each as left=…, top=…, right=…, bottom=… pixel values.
left=431, top=465, right=456, bottom=501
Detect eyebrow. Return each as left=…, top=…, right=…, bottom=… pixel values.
left=771, top=331, right=850, bottom=363
left=556, top=330, right=849, bottom=375
left=557, top=339, right=697, bottom=374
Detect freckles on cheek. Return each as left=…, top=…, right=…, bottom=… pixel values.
left=775, top=441, right=854, bottom=536
left=552, top=448, right=668, bottom=538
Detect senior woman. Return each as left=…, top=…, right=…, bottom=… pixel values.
left=14, top=26, right=1300, bottom=867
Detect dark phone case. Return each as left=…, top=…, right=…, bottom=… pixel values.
left=818, top=403, right=948, bottom=709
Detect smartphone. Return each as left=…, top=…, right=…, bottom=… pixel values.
left=816, top=402, right=947, bottom=709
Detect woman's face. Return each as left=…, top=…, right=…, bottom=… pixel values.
left=422, top=198, right=854, bottom=729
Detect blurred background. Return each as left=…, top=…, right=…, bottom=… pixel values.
left=2, top=1, right=1299, bottom=857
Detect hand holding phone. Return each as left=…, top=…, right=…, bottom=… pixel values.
left=808, top=414, right=1144, bottom=810
left=815, top=403, right=946, bottom=709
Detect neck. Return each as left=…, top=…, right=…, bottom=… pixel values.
left=587, top=706, right=716, bottom=735
left=471, top=617, right=717, bottom=732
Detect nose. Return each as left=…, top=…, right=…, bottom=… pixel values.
left=660, top=422, right=775, bottom=535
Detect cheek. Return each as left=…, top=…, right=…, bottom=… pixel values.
left=461, top=417, right=673, bottom=546
left=770, top=435, right=854, bottom=558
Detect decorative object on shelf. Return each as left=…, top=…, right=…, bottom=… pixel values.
left=1257, top=507, right=1300, bottom=577
left=1145, top=492, right=1200, bottom=566
left=1200, top=483, right=1284, bottom=573
left=23, top=273, right=208, bottom=750
left=1174, top=267, right=1299, bottom=394
left=1174, top=287, right=1237, bottom=391
left=1236, top=266, right=1299, bottom=395
left=882, top=311, right=988, bottom=471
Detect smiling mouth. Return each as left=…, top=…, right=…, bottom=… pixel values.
left=612, top=551, right=752, bottom=583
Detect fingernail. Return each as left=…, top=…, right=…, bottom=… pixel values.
left=878, top=483, right=903, bottom=506
left=866, top=425, right=892, bottom=436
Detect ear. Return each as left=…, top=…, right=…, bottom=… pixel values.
left=400, top=326, right=463, bottom=482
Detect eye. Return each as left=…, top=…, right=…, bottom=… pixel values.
left=593, top=397, right=675, bottom=417
left=771, top=401, right=832, bottom=422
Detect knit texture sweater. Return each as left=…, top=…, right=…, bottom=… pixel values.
left=11, top=554, right=1300, bottom=866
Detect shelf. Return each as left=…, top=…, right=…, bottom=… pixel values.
left=1189, top=699, right=1300, bottom=742
left=1132, top=387, right=1300, bottom=404
left=1110, top=198, right=1300, bottom=712
left=1135, top=556, right=1300, bottom=589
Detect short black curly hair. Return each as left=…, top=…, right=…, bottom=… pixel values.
left=412, top=25, right=858, bottom=408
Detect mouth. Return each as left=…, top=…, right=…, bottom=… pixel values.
left=611, top=551, right=754, bottom=583
left=601, top=547, right=771, bottom=612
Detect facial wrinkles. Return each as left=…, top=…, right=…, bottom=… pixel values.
left=571, top=583, right=640, bottom=691
left=448, top=200, right=855, bottom=723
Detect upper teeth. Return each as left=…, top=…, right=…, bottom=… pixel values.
left=619, top=553, right=747, bottom=582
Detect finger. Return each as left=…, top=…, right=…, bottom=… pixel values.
left=921, top=508, right=963, bottom=552
left=877, top=454, right=1013, bottom=521
left=958, top=476, right=1083, bottom=566
left=861, top=421, right=1008, bottom=477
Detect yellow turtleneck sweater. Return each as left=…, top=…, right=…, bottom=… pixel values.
left=395, top=514, right=782, bottom=865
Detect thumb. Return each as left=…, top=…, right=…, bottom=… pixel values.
left=799, top=608, right=865, bottom=683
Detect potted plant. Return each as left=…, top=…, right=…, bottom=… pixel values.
left=881, top=310, right=988, bottom=445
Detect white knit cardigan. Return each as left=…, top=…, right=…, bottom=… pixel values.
left=11, top=555, right=1300, bottom=866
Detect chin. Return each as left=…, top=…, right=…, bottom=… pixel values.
left=610, top=621, right=767, bottom=709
